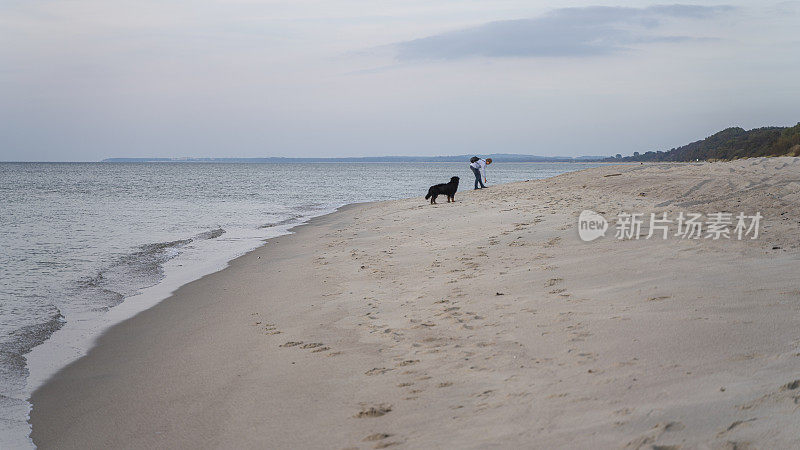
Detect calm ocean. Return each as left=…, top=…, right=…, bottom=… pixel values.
left=0, top=161, right=602, bottom=447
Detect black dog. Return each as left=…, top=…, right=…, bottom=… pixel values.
left=425, top=176, right=459, bottom=204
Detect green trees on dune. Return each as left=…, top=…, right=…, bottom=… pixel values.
left=775, top=124, right=800, bottom=157
left=606, top=123, right=800, bottom=162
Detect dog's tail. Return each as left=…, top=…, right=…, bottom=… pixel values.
left=424, top=187, right=433, bottom=200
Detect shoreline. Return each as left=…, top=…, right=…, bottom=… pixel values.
left=30, top=159, right=800, bottom=448
left=28, top=201, right=385, bottom=448
left=19, top=206, right=348, bottom=448
left=24, top=206, right=345, bottom=387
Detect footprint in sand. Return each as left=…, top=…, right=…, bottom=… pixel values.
left=363, top=433, right=392, bottom=442
left=624, top=421, right=684, bottom=449
left=782, top=379, right=800, bottom=390
left=396, top=360, right=419, bottom=367
left=738, top=379, right=800, bottom=410
left=717, top=418, right=757, bottom=437
left=355, top=404, right=392, bottom=418
left=280, top=341, right=303, bottom=347
left=301, top=342, right=324, bottom=349
left=263, top=323, right=281, bottom=335
left=544, top=237, right=561, bottom=248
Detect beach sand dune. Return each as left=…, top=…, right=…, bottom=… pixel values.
left=31, top=158, right=800, bottom=449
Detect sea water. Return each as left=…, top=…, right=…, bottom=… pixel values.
left=0, top=161, right=603, bottom=447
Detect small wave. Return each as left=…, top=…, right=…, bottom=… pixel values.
left=70, top=228, right=224, bottom=312
left=136, top=238, right=193, bottom=254
left=196, top=228, right=225, bottom=240
left=77, top=272, right=105, bottom=288
left=259, top=203, right=335, bottom=229
left=259, top=215, right=305, bottom=229
left=0, top=308, right=65, bottom=389
left=75, top=238, right=194, bottom=310
left=1, top=308, right=65, bottom=358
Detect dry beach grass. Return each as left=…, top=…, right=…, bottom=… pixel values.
left=30, top=158, right=800, bottom=449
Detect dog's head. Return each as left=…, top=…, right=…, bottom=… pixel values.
left=450, top=176, right=459, bottom=184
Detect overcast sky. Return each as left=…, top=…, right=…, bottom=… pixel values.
left=1, top=1, right=798, bottom=161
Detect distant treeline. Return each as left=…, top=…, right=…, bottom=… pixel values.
left=102, top=153, right=605, bottom=163
left=604, top=123, right=800, bottom=162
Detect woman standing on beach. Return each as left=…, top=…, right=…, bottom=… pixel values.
left=470, top=157, right=492, bottom=189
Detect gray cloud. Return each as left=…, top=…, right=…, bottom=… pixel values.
left=395, top=4, right=733, bottom=60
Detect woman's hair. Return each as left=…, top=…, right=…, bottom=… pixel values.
left=485, top=158, right=493, bottom=164
left=470, top=156, right=479, bottom=163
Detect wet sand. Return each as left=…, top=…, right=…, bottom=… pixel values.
left=30, top=158, right=800, bottom=449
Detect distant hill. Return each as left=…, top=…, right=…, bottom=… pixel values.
left=101, top=154, right=605, bottom=163
left=604, top=123, right=800, bottom=162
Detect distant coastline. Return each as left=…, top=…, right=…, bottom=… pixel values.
left=101, top=154, right=606, bottom=163
left=99, top=122, right=800, bottom=164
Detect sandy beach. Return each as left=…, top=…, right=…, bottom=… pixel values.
left=30, top=158, right=800, bottom=449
